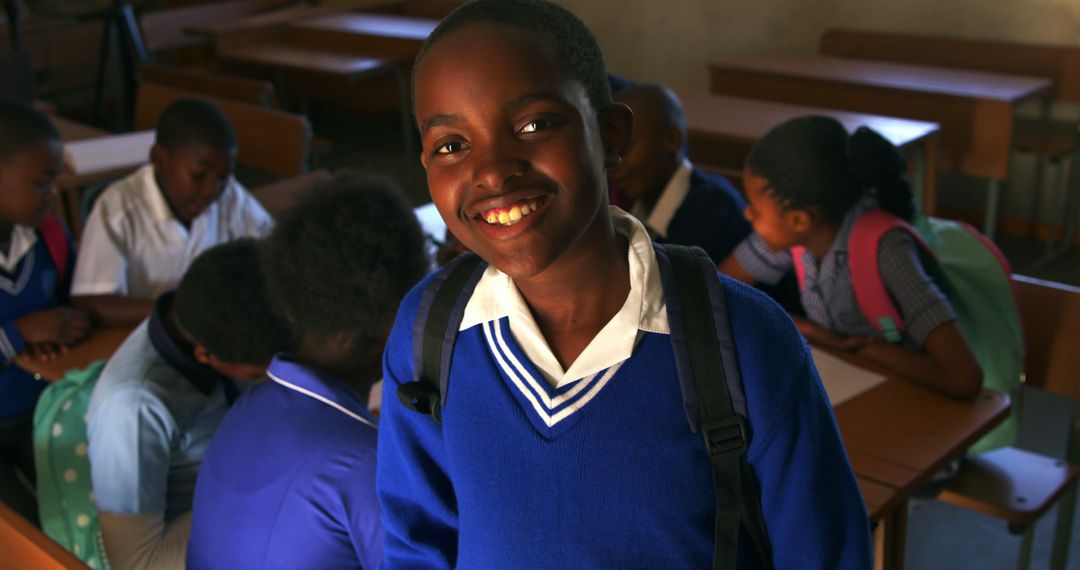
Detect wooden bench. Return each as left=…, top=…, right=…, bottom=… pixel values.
left=0, top=500, right=88, bottom=569
left=139, top=63, right=279, bottom=107
left=250, top=169, right=333, bottom=216
left=134, top=81, right=311, bottom=178
left=938, top=275, right=1080, bottom=569
left=138, top=0, right=291, bottom=62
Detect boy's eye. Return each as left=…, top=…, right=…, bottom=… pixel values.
left=518, top=118, right=555, bottom=135
left=434, top=141, right=465, bottom=155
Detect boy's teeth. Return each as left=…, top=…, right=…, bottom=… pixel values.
left=482, top=199, right=540, bottom=227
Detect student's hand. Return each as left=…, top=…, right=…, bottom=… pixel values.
left=26, top=342, right=66, bottom=362
left=793, top=317, right=873, bottom=352
left=15, top=307, right=91, bottom=348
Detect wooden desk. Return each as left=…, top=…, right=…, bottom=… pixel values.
left=709, top=54, right=1052, bottom=237
left=0, top=500, right=87, bottom=569
left=677, top=90, right=941, bottom=214
left=828, top=359, right=1010, bottom=569
left=14, top=327, right=132, bottom=383
left=821, top=29, right=1080, bottom=103
left=286, top=13, right=437, bottom=60
left=187, top=0, right=393, bottom=50
left=51, top=116, right=108, bottom=143
left=218, top=42, right=415, bottom=156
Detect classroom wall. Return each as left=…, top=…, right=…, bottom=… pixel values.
left=560, top=0, right=1080, bottom=228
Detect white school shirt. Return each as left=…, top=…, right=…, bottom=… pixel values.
left=630, top=158, right=693, bottom=239
left=72, top=164, right=272, bottom=300
left=0, top=225, right=38, bottom=274
left=459, top=207, right=669, bottom=389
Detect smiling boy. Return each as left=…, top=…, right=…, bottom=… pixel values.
left=377, top=1, right=871, bottom=568
left=72, top=98, right=272, bottom=327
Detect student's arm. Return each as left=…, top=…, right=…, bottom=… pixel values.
left=6, top=307, right=91, bottom=361
left=718, top=233, right=792, bottom=285
left=731, top=284, right=871, bottom=568
left=88, top=386, right=186, bottom=570
left=72, top=296, right=154, bottom=328
left=98, top=512, right=191, bottom=570
left=72, top=195, right=143, bottom=326
left=857, top=323, right=981, bottom=400
left=855, top=231, right=982, bottom=400
left=229, top=180, right=274, bottom=238
left=377, top=288, right=459, bottom=569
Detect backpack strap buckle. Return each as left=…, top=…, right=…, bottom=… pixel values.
left=397, top=381, right=443, bottom=424
left=701, top=416, right=746, bottom=460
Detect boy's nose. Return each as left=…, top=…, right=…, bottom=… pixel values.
left=472, top=145, right=526, bottom=192
left=743, top=206, right=753, bottom=222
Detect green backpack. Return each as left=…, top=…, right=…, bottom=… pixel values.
left=793, top=210, right=1024, bottom=454
left=33, top=359, right=110, bottom=570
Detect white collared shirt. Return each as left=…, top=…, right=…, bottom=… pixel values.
left=631, top=158, right=693, bottom=239
left=72, top=164, right=272, bottom=299
left=0, top=225, right=38, bottom=274
left=460, top=207, right=669, bottom=388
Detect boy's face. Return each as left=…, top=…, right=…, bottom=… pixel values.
left=0, top=139, right=62, bottom=228
left=151, top=143, right=237, bottom=224
left=414, top=23, right=629, bottom=279
left=608, top=91, right=680, bottom=203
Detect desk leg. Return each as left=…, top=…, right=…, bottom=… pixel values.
left=873, top=501, right=908, bottom=570
left=985, top=179, right=1001, bottom=241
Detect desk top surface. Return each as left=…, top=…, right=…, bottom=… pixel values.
left=15, top=327, right=133, bottom=382
left=712, top=54, right=1052, bottom=103
left=290, top=12, right=438, bottom=40
left=678, top=90, right=940, bottom=150
left=188, top=0, right=389, bottom=37
left=219, top=43, right=392, bottom=77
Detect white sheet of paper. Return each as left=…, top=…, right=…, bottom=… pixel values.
left=811, top=347, right=887, bottom=407
left=62, top=130, right=154, bottom=175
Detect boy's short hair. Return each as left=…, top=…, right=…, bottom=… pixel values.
left=0, top=100, right=60, bottom=158
left=414, top=0, right=612, bottom=112
left=155, top=98, right=236, bottom=152
left=174, top=238, right=291, bottom=364
left=261, top=170, right=428, bottom=348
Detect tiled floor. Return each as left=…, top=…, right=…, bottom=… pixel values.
left=311, top=109, right=1080, bottom=570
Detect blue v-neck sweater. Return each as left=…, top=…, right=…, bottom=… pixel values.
left=378, top=272, right=871, bottom=569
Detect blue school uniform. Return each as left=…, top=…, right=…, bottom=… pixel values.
left=378, top=209, right=871, bottom=569
left=0, top=225, right=74, bottom=420
left=187, top=356, right=382, bottom=570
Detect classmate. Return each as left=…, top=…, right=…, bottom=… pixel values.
left=87, top=239, right=290, bottom=570
left=187, top=171, right=427, bottom=569
left=0, top=101, right=89, bottom=522
left=608, top=84, right=750, bottom=262
left=719, top=116, right=982, bottom=400
left=72, top=98, right=272, bottom=327
left=377, top=1, right=871, bottom=568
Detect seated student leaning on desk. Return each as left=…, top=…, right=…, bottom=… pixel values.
left=0, top=102, right=89, bottom=524
left=188, top=172, right=428, bottom=569
left=71, top=98, right=272, bottom=328
left=87, top=239, right=290, bottom=570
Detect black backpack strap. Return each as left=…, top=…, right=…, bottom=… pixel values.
left=655, top=243, right=774, bottom=570
left=397, top=253, right=487, bottom=424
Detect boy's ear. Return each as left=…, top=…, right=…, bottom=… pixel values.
left=149, top=143, right=167, bottom=171
left=599, top=102, right=633, bottom=168
left=663, top=127, right=684, bottom=156
left=193, top=343, right=212, bottom=366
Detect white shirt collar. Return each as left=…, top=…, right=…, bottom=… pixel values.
left=631, top=158, right=693, bottom=239
left=0, top=225, right=39, bottom=274
left=460, top=207, right=668, bottom=388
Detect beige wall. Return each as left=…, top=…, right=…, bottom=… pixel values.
left=560, top=0, right=1080, bottom=223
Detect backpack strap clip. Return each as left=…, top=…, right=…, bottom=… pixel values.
left=397, top=381, right=443, bottom=424
left=702, top=415, right=746, bottom=458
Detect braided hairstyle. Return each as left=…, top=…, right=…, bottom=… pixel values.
left=746, top=115, right=915, bottom=224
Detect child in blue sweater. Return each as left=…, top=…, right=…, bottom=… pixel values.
left=0, top=102, right=89, bottom=522
left=377, top=1, right=872, bottom=568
